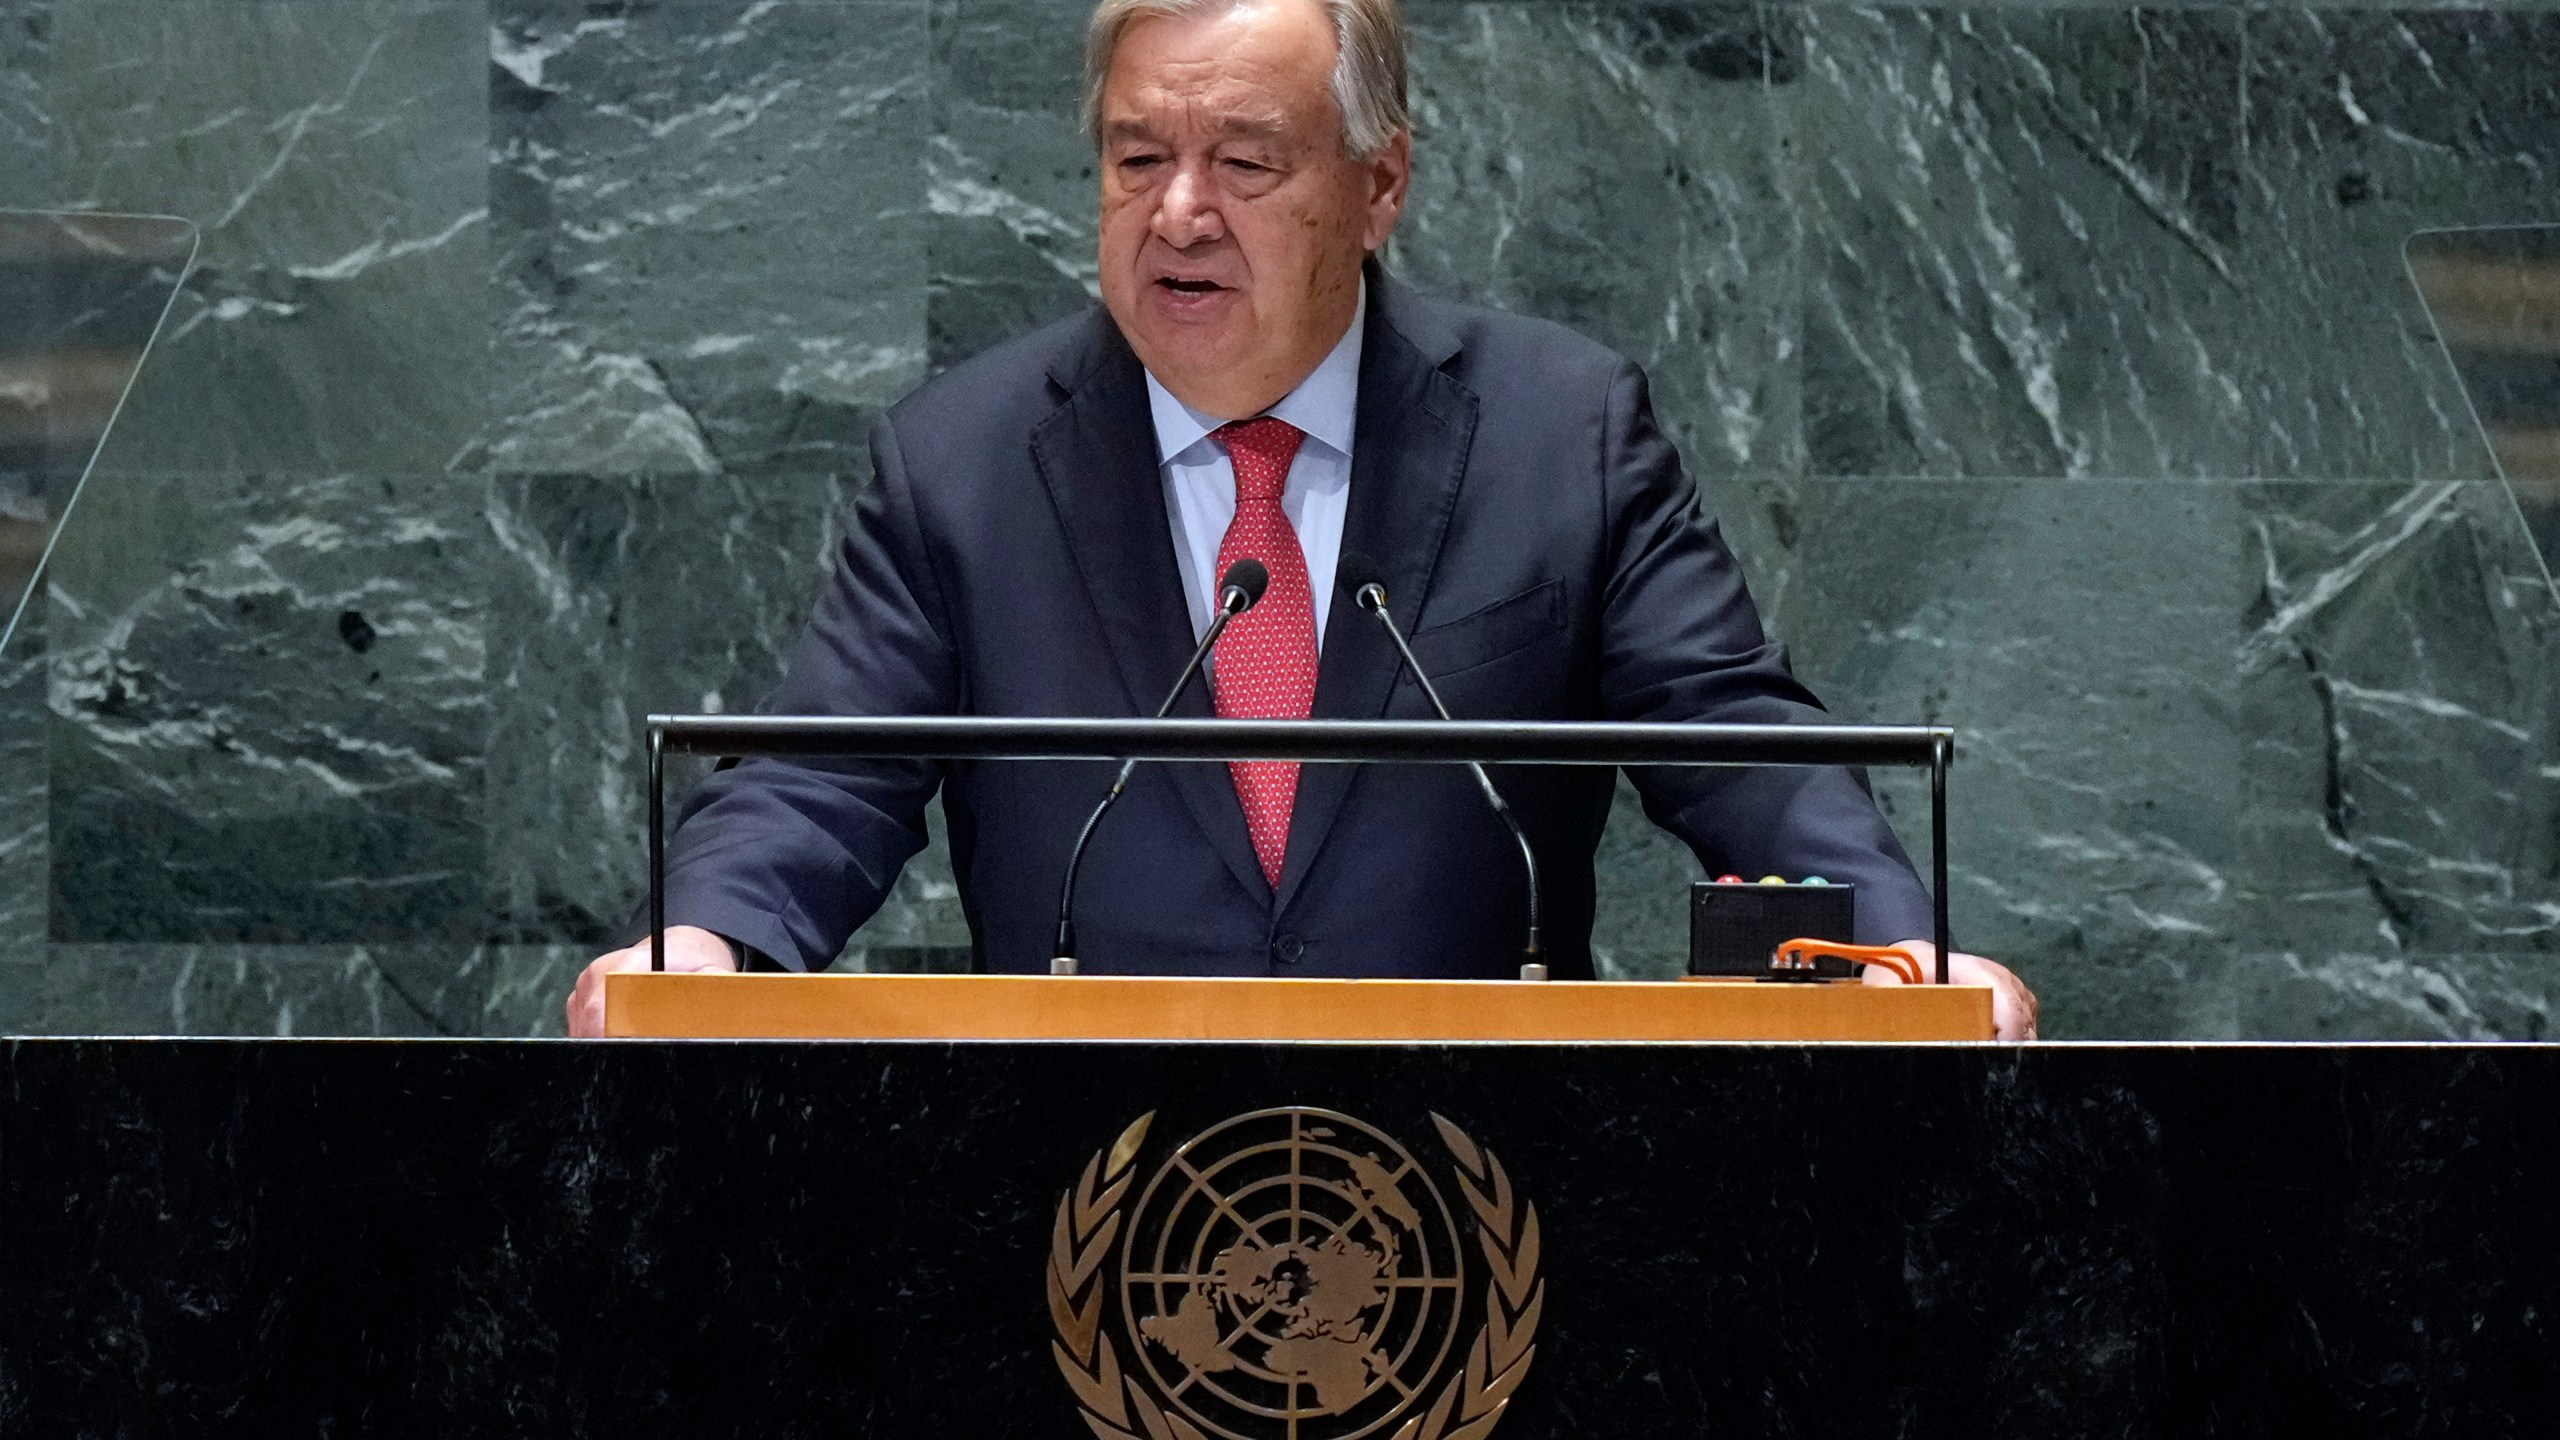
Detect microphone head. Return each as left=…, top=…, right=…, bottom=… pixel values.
left=1218, top=557, right=1270, bottom=613
left=1337, top=550, right=1388, bottom=611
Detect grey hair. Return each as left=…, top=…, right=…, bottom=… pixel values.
left=1083, top=0, right=1409, bottom=160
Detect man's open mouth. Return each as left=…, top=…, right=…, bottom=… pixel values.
left=1157, top=277, right=1227, bottom=294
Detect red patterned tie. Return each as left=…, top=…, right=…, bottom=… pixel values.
left=1211, top=417, right=1318, bottom=889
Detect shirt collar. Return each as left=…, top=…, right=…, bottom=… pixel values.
left=1144, top=280, right=1365, bottom=467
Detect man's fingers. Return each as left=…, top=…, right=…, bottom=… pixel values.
left=565, top=930, right=742, bottom=1038
left=1986, top=966, right=2039, bottom=1041
left=1995, top=982, right=2030, bottom=1042
left=565, top=960, right=598, bottom=1038
left=1878, top=943, right=2039, bottom=1041
left=566, top=943, right=647, bottom=1038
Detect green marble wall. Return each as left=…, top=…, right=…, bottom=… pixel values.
left=0, top=0, right=2554, bottom=1038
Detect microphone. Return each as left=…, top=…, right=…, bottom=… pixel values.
left=1052, top=557, right=1270, bottom=971
left=1337, top=552, right=1544, bottom=968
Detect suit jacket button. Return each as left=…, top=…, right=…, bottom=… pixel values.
left=1270, top=932, right=1306, bottom=965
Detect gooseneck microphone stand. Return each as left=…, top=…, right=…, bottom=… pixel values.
left=1050, top=558, right=1270, bottom=973
left=1337, top=553, right=1545, bottom=972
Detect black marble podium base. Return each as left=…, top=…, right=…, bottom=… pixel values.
left=2, top=1040, right=2552, bottom=1435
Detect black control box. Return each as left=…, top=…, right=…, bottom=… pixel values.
left=1688, top=882, right=1856, bottom=977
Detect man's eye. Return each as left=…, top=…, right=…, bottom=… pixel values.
left=1120, top=154, right=1164, bottom=171
left=1224, top=159, right=1270, bottom=175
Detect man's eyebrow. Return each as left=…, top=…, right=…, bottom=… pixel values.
left=1210, top=114, right=1288, bottom=141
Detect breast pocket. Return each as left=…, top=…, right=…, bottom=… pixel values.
left=1406, top=578, right=1568, bottom=683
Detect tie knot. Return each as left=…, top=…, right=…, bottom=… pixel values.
left=1216, top=417, right=1305, bottom=502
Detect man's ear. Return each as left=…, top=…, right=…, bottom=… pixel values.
left=1361, top=130, right=1412, bottom=251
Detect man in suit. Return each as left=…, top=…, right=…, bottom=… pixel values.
left=568, top=0, right=2037, bottom=1037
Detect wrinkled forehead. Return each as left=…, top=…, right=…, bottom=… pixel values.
left=1100, top=1, right=1340, bottom=141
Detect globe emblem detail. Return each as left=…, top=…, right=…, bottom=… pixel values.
left=1121, top=1108, right=1463, bottom=1439
left=1049, top=1107, right=1541, bottom=1440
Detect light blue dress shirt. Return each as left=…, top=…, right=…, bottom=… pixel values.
left=1144, top=283, right=1364, bottom=654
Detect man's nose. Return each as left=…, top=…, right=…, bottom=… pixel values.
left=1152, top=165, right=1225, bottom=248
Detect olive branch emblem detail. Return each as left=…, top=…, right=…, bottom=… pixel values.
left=1050, top=1113, right=1172, bottom=1440
left=1048, top=1110, right=1541, bottom=1440
left=1402, top=1115, right=1542, bottom=1440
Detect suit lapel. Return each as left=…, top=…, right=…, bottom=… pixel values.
left=1274, top=276, right=1477, bottom=913
left=1029, top=313, right=1270, bottom=905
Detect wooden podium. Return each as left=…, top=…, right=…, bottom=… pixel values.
left=603, top=971, right=1994, bottom=1041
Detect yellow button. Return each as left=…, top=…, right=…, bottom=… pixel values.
left=1757, top=875, right=1786, bottom=885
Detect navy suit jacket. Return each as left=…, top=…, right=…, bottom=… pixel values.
left=664, top=270, right=1931, bottom=977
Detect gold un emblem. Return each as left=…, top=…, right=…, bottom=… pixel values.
left=1049, top=1107, right=1543, bottom=1440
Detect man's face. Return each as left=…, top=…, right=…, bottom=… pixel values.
left=1096, top=0, right=1409, bottom=419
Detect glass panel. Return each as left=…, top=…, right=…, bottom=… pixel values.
left=0, top=210, right=199, bottom=655
left=2406, top=225, right=2560, bottom=590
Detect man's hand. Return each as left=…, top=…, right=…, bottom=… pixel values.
left=566, top=924, right=740, bottom=1038
left=1872, top=941, right=2039, bottom=1040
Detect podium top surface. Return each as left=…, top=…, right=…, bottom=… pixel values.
left=603, top=971, right=1995, bottom=1042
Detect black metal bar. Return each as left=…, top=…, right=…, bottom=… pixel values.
left=649, top=727, right=666, bottom=973
left=1931, top=732, right=1952, bottom=986
left=648, top=715, right=1950, bottom=769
